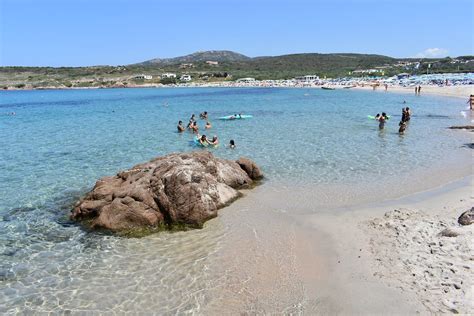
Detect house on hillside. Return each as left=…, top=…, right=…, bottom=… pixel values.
left=179, top=63, right=194, bottom=69
left=180, top=74, right=192, bottom=81
left=206, top=61, right=219, bottom=66
left=161, top=73, right=177, bottom=79
left=133, top=74, right=153, bottom=80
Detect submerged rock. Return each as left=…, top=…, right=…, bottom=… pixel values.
left=448, top=125, right=474, bottom=130
left=458, top=207, right=474, bottom=226
left=71, top=152, right=262, bottom=234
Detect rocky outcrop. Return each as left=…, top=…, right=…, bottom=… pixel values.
left=71, top=152, right=262, bottom=233
left=236, top=157, right=263, bottom=180
left=458, top=207, right=474, bottom=226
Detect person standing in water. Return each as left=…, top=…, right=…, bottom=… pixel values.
left=177, top=121, right=185, bottom=132
left=405, top=107, right=411, bottom=122
left=399, top=121, right=407, bottom=134
left=378, top=112, right=387, bottom=129
left=468, top=95, right=474, bottom=110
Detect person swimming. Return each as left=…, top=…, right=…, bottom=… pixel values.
left=199, top=111, right=208, bottom=119
left=205, top=121, right=212, bottom=129
left=191, top=121, right=199, bottom=134
left=177, top=120, right=185, bottom=132
left=198, top=134, right=209, bottom=146
left=229, top=139, right=235, bottom=149
left=190, top=114, right=196, bottom=122
left=209, top=135, right=219, bottom=146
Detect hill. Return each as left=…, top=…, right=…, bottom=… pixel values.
left=1, top=51, right=473, bottom=89
left=139, top=50, right=251, bottom=65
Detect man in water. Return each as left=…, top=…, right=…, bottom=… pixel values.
left=177, top=121, right=185, bottom=132
left=200, top=111, right=208, bottom=119
left=468, top=95, right=474, bottom=110
left=209, top=136, right=219, bottom=146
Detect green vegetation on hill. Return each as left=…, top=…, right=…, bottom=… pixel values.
left=1, top=51, right=473, bottom=89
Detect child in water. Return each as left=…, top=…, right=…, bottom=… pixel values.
left=399, top=121, right=407, bottom=134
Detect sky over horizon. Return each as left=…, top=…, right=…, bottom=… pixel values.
left=1, top=0, right=473, bottom=67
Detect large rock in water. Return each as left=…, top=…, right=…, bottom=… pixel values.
left=71, top=152, right=262, bottom=233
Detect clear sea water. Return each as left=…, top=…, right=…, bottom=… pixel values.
left=0, top=87, right=471, bottom=313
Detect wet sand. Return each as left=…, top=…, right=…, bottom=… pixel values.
left=199, top=174, right=473, bottom=314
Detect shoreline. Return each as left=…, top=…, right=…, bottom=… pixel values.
left=2, top=82, right=473, bottom=100
left=352, top=84, right=474, bottom=99
left=209, top=173, right=473, bottom=313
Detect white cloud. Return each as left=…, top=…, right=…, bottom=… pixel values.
left=415, top=48, right=449, bottom=58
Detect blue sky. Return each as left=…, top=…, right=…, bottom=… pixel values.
left=1, top=0, right=473, bottom=66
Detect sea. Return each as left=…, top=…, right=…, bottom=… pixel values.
left=0, top=87, right=471, bottom=313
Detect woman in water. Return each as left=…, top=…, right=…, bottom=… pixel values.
left=192, top=121, right=199, bottom=134
left=198, top=134, right=209, bottom=146
left=378, top=112, right=387, bottom=129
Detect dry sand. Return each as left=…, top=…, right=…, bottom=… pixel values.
left=303, top=175, right=474, bottom=314
left=353, top=84, right=474, bottom=99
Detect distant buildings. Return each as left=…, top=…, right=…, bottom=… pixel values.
left=236, top=77, right=256, bottom=83
left=133, top=74, right=153, bottom=80
left=180, top=74, right=192, bottom=81
left=351, top=69, right=383, bottom=75
left=206, top=61, right=219, bottom=66
left=179, top=63, right=194, bottom=69
left=295, top=75, right=319, bottom=82
left=161, top=73, right=177, bottom=79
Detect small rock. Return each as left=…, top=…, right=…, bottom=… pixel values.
left=457, top=207, right=474, bottom=226
left=439, top=228, right=461, bottom=238
left=453, top=283, right=461, bottom=290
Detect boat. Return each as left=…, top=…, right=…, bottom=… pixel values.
left=321, top=86, right=335, bottom=90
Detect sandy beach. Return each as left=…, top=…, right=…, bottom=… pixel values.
left=204, top=175, right=473, bottom=314
left=353, top=84, right=474, bottom=99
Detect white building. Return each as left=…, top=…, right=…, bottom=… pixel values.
left=206, top=61, right=219, bottom=66
left=236, top=77, right=256, bottom=83
left=133, top=74, right=153, bottom=80
left=295, top=75, right=319, bottom=82
left=161, top=73, right=177, bottom=79
left=180, top=74, right=192, bottom=81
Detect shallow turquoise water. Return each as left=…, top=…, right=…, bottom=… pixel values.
left=0, top=87, right=471, bottom=313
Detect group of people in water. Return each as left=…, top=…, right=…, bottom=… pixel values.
left=374, top=106, right=411, bottom=134
left=177, top=111, right=236, bottom=149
